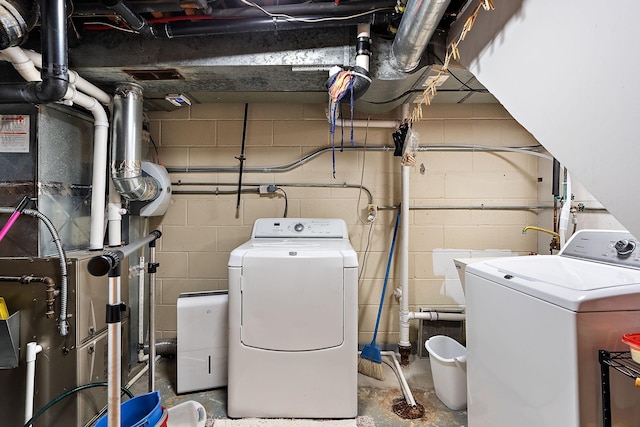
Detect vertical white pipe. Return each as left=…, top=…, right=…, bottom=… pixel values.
left=107, top=275, right=121, bottom=427
left=108, top=179, right=123, bottom=247
left=356, top=23, right=371, bottom=71
left=24, top=342, right=43, bottom=424
left=399, top=165, right=411, bottom=348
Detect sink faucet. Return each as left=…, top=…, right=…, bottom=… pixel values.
left=522, top=226, right=561, bottom=253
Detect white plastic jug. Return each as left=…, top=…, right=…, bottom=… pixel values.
left=425, top=335, right=467, bottom=410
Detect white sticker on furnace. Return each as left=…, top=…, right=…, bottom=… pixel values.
left=0, top=115, right=30, bottom=153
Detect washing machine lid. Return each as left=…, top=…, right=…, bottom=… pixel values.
left=468, top=255, right=640, bottom=311
left=229, top=239, right=358, bottom=268
left=239, top=250, right=346, bottom=351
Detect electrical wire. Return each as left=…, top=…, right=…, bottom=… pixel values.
left=237, top=0, right=393, bottom=23
left=275, top=187, right=288, bottom=218
left=83, top=21, right=137, bottom=33
left=23, top=382, right=134, bottom=427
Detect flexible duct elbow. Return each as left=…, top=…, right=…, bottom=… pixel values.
left=0, top=0, right=68, bottom=104
left=111, top=83, right=159, bottom=201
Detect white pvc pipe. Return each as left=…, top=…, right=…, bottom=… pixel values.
left=356, top=23, right=371, bottom=71
left=20, top=49, right=112, bottom=105
left=399, top=164, right=411, bottom=348
left=0, top=48, right=41, bottom=82
left=382, top=351, right=417, bottom=407
left=63, top=86, right=110, bottom=250
left=409, top=311, right=466, bottom=321
left=107, top=179, right=123, bottom=247
left=24, top=342, right=43, bottom=424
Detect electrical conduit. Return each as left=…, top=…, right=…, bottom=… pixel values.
left=0, top=207, right=69, bottom=335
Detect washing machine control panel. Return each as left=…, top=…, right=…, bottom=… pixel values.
left=560, top=230, right=640, bottom=269
left=252, top=218, right=348, bottom=238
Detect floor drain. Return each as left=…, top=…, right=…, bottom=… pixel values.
left=392, top=397, right=425, bottom=419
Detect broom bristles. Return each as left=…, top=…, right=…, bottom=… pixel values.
left=358, top=355, right=385, bottom=381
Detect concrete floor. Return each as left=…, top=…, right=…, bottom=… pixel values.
left=128, top=354, right=467, bottom=427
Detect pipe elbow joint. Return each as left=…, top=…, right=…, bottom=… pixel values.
left=35, top=76, right=69, bottom=103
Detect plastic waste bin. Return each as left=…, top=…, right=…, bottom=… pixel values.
left=425, top=335, right=467, bottom=410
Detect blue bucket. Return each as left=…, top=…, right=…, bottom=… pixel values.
left=95, top=391, right=163, bottom=427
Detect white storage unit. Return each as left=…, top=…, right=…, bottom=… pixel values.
left=177, top=291, right=228, bottom=394
left=465, top=230, right=640, bottom=426
left=227, top=218, right=358, bottom=418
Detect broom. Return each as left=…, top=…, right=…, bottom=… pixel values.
left=358, top=208, right=401, bottom=380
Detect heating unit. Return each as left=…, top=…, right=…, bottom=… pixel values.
left=227, top=218, right=358, bottom=418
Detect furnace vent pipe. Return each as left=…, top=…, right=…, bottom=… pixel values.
left=390, top=0, right=451, bottom=72
left=111, top=83, right=159, bottom=202
left=0, top=0, right=68, bottom=103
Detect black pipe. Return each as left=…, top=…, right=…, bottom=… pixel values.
left=74, top=0, right=391, bottom=18
left=159, top=15, right=372, bottom=38
left=88, top=230, right=162, bottom=277
left=101, top=0, right=156, bottom=37
left=552, top=158, right=561, bottom=197
left=0, top=0, right=68, bottom=103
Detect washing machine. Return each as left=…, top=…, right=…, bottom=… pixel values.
left=227, top=218, right=358, bottom=418
left=465, top=229, right=640, bottom=427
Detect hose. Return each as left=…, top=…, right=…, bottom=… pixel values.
left=23, top=382, right=134, bottom=427
left=0, top=207, right=69, bottom=335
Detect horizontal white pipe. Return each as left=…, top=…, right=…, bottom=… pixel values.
left=408, top=311, right=466, bottom=321
left=0, top=48, right=41, bottom=82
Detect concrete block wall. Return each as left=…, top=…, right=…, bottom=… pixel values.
left=147, top=102, right=541, bottom=346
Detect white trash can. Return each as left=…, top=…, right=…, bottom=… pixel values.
left=425, top=335, right=467, bottom=410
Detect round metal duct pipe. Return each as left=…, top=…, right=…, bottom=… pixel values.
left=0, top=0, right=37, bottom=49
left=111, top=83, right=159, bottom=201
left=390, top=0, right=451, bottom=72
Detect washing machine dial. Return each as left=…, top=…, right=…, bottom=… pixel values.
left=294, top=223, right=305, bottom=232
left=614, top=239, right=636, bottom=257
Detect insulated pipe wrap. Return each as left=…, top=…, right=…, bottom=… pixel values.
left=111, top=83, right=159, bottom=201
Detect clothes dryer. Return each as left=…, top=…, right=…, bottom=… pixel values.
left=227, top=218, right=358, bottom=418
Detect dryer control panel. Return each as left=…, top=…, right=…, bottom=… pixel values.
left=252, top=218, right=348, bottom=239
left=560, top=229, right=640, bottom=269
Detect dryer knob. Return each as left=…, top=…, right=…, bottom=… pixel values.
left=294, top=223, right=304, bottom=232
left=615, top=239, right=636, bottom=257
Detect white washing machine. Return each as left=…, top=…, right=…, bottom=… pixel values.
left=465, top=229, right=640, bottom=427
left=227, top=218, right=358, bottom=418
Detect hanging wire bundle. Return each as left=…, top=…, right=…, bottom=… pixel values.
left=328, top=69, right=356, bottom=178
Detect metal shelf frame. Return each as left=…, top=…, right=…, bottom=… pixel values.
left=598, top=350, right=640, bottom=427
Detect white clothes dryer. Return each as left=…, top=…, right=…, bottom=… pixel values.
left=465, top=229, right=640, bottom=427
left=227, top=218, right=358, bottom=418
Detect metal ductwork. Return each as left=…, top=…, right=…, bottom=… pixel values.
left=0, top=0, right=68, bottom=103
left=111, top=83, right=159, bottom=201
left=390, top=0, right=452, bottom=72
left=0, top=0, right=37, bottom=49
